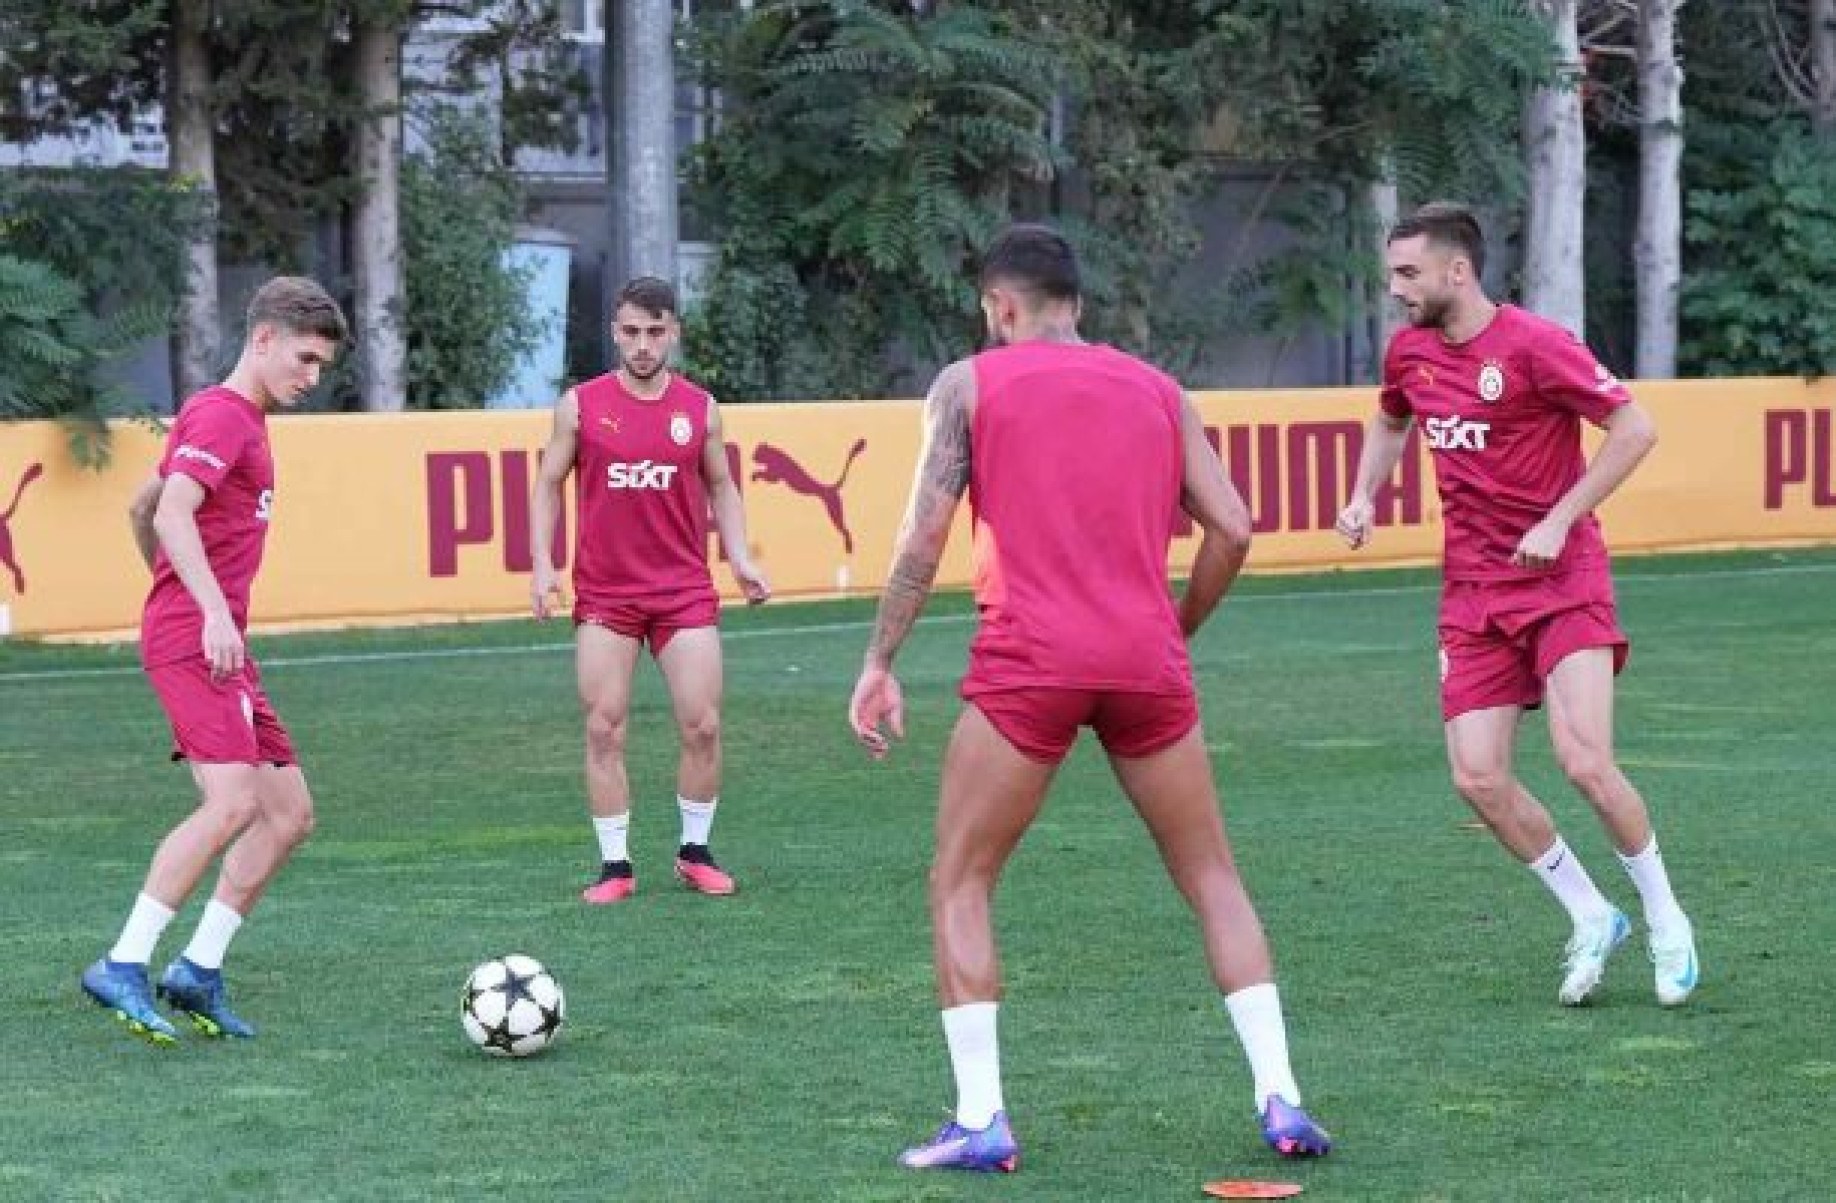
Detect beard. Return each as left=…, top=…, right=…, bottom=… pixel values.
left=623, top=357, right=665, bottom=381
left=1407, top=293, right=1452, bottom=329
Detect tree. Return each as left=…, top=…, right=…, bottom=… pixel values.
left=1523, top=0, right=1588, bottom=334
left=169, top=0, right=220, bottom=397
left=686, top=0, right=1057, bottom=399
left=399, top=108, right=545, bottom=407
left=606, top=0, right=680, bottom=299
left=438, top=0, right=590, bottom=164
left=353, top=4, right=409, bottom=411
left=1761, top=0, right=1836, bottom=133
left=1634, top=0, right=1683, bottom=377
left=0, top=253, right=168, bottom=463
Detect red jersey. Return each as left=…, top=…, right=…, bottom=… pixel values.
left=963, top=341, right=1192, bottom=694
left=1380, top=305, right=1633, bottom=582
left=140, top=386, right=276, bottom=668
left=572, top=371, right=715, bottom=600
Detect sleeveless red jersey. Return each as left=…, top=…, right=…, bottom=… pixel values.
left=572, top=371, right=716, bottom=600
left=963, top=342, right=1192, bottom=694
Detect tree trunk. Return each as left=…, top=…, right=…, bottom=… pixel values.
left=1634, top=0, right=1683, bottom=378
left=1366, top=167, right=1405, bottom=382
left=169, top=0, right=219, bottom=402
left=1521, top=0, right=1587, bottom=336
left=605, top=0, right=679, bottom=309
left=1815, top=0, right=1836, bottom=134
left=353, top=14, right=407, bottom=411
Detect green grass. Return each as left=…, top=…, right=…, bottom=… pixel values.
left=4, top=548, right=1835, bottom=1201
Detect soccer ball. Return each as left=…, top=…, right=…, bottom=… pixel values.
left=461, top=955, right=566, bottom=1058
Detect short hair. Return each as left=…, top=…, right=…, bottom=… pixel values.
left=978, top=223, right=1080, bottom=303
left=616, top=276, right=678, bottom=318
left=1390, top=201, right=1487, bottom=277
left=246, top=276, right=348, bottom=343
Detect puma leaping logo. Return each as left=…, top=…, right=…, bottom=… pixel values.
left=751, top=439, right=867, bottom=554
left=1, top=461, right=45, bottom=595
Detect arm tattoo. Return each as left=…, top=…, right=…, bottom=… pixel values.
left=865, top=363, right=973, bottom=666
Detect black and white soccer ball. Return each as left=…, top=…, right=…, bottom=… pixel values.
left=461, top=955, right=566, bottom=1058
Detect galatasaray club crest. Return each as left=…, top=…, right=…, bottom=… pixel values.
left=1477, top=359, right=1506, bottom=403
left=669, top=411, right=693, bottom=447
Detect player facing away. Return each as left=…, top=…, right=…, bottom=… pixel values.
left=848, top=224, right=1331, bottom=1172
left=1336, top=201, right=1699, bottom=1007
left=82, top=277, right=348, bottom=1044
left=531, top=276, right=770, bottom=903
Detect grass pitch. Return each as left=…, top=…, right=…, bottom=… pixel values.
left=4, top=548, right=1834, bottom=1201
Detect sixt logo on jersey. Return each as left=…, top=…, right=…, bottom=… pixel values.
left=1422, top=416, right=1491, bottom=452
left=606, top=460, right=679, bottom=490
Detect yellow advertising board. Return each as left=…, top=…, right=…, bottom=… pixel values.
left=1, top=377, right=1834, bottom=640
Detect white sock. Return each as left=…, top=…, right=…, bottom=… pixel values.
left=941, top=1002, right=1005, bottom=1128
left=181, top=898, right=244, bottom=971
left=679, top=796, right=716, bottom=848
left=1529, top=837, right=1616, bottom=926
left=1224, top=983, right=1302, bottom=1110
left=593, top=814, right=631, bottom=863
left=1618, top=835, right=1687, bottom=936
left=108, top=893, right=176, bottom=966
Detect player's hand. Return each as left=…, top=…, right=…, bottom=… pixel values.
left=1512, top=518, right=1569, bottom=570
left=201, top=610, right=245, bottom=682
left=531, top=565, right=565, bottom=620
left=734, top=558, right=771, bottom=606
left=849, top=663, right=905, bottom=761
left=1335, top=498, right=1375, bottom=549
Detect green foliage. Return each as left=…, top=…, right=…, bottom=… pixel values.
left=0, top=168, right=205, bottom=311
left=962, top=0, right=1553, bottom=373
left=685, top=0, right=1059, bottom=399
left=0, top=169, right=205, bottom=460
left=1346, top=0, right=1557, bottom=200
left=400, top=108, right=545, bottom=408
left=1681, top=132, right=1836, bottom=378
left=0, top=254, right=166, bottom=464
left=0, top=0, right=166, bottom=142
left=437, top=0, right=593, bottom=162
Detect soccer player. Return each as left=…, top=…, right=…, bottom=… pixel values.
left=531, top=276, right=769, bottom=904
left=848, top=224, right=1331, bottom=1172
left=1335, top=201, right=1698, bottom=1008
left=82, top=277, right=348, bottom=1044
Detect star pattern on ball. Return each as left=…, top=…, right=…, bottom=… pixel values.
left=500, top=967, right=537, bottom=1007
left=481, top=1015, right=522, bottom=1054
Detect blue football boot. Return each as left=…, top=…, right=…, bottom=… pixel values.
left=81, top=958, right=179, bottom=1046
left=157, top=957, right=256, bottom=1038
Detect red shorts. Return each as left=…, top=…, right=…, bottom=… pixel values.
left=145, top=657, right=297, bottom=766
left=574, top=590, right=719, bottom=653
left=1438, top=571, right=1629, bottom=722
left=962, top=684, right=1200, bottom=765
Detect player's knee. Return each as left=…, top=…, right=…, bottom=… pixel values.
left=584, top=708, right=629, bottom=757
left=679, top=707, right=720, bottom=753
left=1555, top=739, right=1617, bottom=799
left=1450, top=763, right=1511, bottom=808
left=202, top=787, right=262, bottom=836
left=280, top=797, right=316, bottom=846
